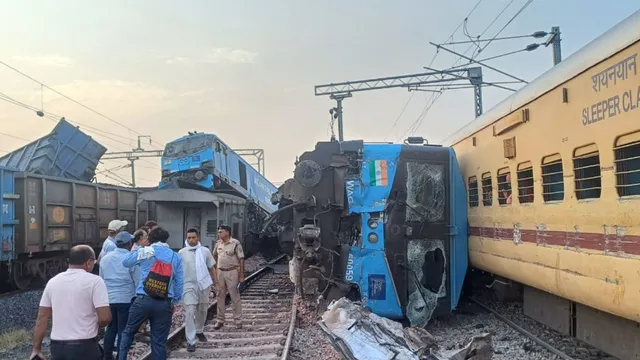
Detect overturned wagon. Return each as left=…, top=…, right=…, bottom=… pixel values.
left=0, top=167, right=153, bottom=289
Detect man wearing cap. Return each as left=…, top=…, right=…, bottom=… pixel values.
left=212, top=225, right=245, bottom=330
left=98, top=220, right=129, bottom=264
left=179, top=228, right=216, bottom=352
left=99, top=231, right=138, bottom=360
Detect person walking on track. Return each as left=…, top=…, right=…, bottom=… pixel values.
left=179, top=228, right=216, bottom=352
left=31, top=245, right=111, bottom=360
left=99, top=231, right=138, bottom=360
left=212, top=224, right=245, bottom=330
left=117, top=226, right=184, bottom=360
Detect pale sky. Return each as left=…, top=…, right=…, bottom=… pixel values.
left=0, top=0, right=638, bottom=187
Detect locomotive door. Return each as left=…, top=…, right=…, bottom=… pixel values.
left=183, top=207, right=201, bottom=238
left=385, top=148, right=451, bottom=327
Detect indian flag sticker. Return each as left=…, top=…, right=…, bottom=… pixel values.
left=368, top=160, right=389, bottom=187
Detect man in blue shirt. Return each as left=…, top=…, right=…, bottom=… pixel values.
left=117, top=226, right=183, bottom=360
left=99, top=231, right=138, bottom=360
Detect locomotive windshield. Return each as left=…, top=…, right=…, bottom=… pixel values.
left=163, top=137, right=211, bottom=158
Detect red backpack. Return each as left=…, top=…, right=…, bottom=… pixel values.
left=143, top=253, right=175, bottom=299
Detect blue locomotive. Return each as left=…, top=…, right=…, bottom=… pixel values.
left=159, top=132, right=277, bottom=214
left=269, top=138, right=468, bottom=326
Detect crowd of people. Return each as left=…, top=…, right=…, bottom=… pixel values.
left=29, top=219, right=246, bottom=360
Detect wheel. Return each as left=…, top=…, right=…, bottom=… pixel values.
left=12, top=261, right=34, bottom=290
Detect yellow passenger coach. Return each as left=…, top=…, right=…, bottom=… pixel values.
left=444, top=9, right=640, bottom=359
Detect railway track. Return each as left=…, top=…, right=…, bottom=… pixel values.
left=136, top=254, right=296, bottom=360
left=469, top=298, right=576, bottom=360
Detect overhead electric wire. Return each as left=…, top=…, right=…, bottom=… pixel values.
left=478, top=0, right=535, bottom=54
left=398, top=0, right=531, bottom=140
left=0, top=59, right=160, bottom=145
left=386, top=0, right=485, bottom=140
left=0, top=92, right=161, bottom=167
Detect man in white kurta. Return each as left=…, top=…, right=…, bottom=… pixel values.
left=178, top=228, right=216, bottom=352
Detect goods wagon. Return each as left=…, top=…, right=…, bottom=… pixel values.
left=443, top=9, right=640, bottom=360
left=0, top=118, right=107, bottom=182
left=0, top=170, right=152, bottom=289
left=269, top=138, right=468, bottom=327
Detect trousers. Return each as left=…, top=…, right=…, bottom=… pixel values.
left=216, top=269, right=242, bottom=324
left=50, top=338, right=102, bottom=360
left=103, top=302, right=131, bottom=360
left=184, top=302, right=208, bottom=344
left=118, top=295, right=173, bottom=360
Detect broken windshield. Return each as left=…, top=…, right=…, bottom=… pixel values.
left=163, top=137, right=211, bottom=158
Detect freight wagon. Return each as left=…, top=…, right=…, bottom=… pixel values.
left=0, top=118, right=106, bottom=182
left=0, top=167, right=152, bottom=290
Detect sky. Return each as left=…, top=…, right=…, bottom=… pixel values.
left=0, top=0, right=638, bottom=187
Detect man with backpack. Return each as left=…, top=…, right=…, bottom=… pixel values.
left=117, top=226, right=184, bottom=360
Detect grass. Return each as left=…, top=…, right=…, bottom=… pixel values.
left=0, top=329, right=31, bottom=350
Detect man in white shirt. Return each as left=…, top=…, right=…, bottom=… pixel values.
left=31, top=245, right=112, bottom=360
left=178, top=228, right=215, bottom=353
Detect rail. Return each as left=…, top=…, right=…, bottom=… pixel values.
left=469, top=298, right=576, bottom=360
left=137, top=253, right=291, bottom=360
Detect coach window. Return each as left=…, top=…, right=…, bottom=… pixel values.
left=614, top=131, right=640, bottom=197
left=517, top=161, right=534, bottom=204
left=541, top=154, right=564, bottom=202
left=481, top=172, right=492, bottom=206
left=497, top=168, right=512, bottom=205
left=573, top=144, right=602, bottom=200
left=468, top=176, right=479, bottom=207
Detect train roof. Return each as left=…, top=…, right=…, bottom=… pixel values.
left=442, top=9, right=640, bottom=146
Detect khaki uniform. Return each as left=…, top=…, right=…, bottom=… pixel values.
left=213, top=238, right=244, bottom=324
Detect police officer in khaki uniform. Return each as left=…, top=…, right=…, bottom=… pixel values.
left=212, top=225, right=245, bottom=329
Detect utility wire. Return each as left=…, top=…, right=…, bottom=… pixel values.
left=0, top=92, right=161, bottom=169
left=478, top=0, right=535, bottom=54
left=399, top=0, right=530, bottom=139
left=0, top=59, right=155, bottom=144
left=386, top=0, right=485, bottom=141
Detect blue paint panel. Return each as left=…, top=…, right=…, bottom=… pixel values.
left=0, top=119, right=106, bottom=182
left=347, top=144, right=401, bottom=213
left=348, top=247, right=402, bottom=318
left=448, top=148, right=468, bottom=310
left=160, top=134, right=278, bottom=213
left=0, top=167, right=18, bottom=262
left=344, top=144, right=403, bottom=318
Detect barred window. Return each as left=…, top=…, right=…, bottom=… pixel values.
left=541, top=154, right=564, bottom=202
left=482, top=172, right=492, bottom=206
left=517, top=161, right=534, bottom=204
left=468, top=176, right=479, bottom=207
left=615, top=132, right=640, bottom=197
left=497, top=168, right=512, bottom=205
left=573, top=144, right=602, bottom=200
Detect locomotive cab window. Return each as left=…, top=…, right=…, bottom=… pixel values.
left=573, top=144, right=602, bottom=200
left=238, top=161, right=248, bottom=190
left=468, top=176, right=479, bottom=207
left=517, top=161, right=534, bottom=204
left=614, top=131, right=640, bottom=197
left=497, top=168, right=512, bottom=205
left=481, top=172, right=492, bottom=206
left=541, top=154, right=564, bottom=202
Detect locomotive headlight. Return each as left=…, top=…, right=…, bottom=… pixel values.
left=194, top=170, right=205, bottom=180
left=368, top=233, right=378, bottom=244
left=368, top=218, right=378, bottom=229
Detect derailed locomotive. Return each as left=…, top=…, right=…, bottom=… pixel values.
left=268, top=138, right=468, bottom=326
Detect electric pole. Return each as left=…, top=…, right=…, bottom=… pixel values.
left=101, top=135, right=163, bottom=187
